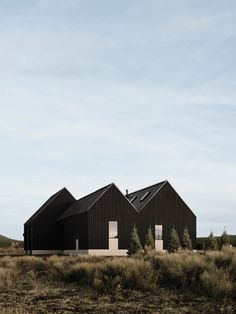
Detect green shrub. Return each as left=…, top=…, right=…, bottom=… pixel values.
left=128, top=226, right=142, bottom=255
left=145, top=226, right=155, bottom=250
left=182, top=228, right=192, bottom=250
left=205, top=231, right=217, bottom=251
left=168, top=228, right=180, bottom=252
left=220, top=228, right=231, bottom=249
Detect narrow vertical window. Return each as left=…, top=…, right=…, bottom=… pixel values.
left=109, top=221, right=118, bottom=238
left=75, top=239, right=79, bottom=250
left=155, top=225, right=162, bottom=240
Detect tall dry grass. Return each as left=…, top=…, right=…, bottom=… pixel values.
left=0, top=249, right=235, bottom=299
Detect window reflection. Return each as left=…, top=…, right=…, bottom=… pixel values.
left=109, top=221, right=118, bottom=238
left=155, top=225, right=162, bottom=240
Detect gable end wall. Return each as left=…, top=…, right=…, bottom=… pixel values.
left=24, top=190, right=75, bottom=251
left=137, top=182, right=196, bottom=249
left=87, top=184, right=137, bottom=249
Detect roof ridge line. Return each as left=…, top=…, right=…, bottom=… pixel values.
left=76, top=183, right=113, bottom=202
left=127, top=180, right=167, bottom=196
left=85, top=183, right=113, bottom=212
left=24, top=187, right=68, bottom=225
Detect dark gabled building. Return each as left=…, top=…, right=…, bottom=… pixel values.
left=126, top=181, right=196, bottom=250
left=24, top=188, right=76, bottom=255
left=24, top=180, right=196, bottom=255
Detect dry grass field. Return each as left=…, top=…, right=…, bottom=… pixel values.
left=0, top=248, right=25, bottom=256
left=0, top=249, right=235, bottom=313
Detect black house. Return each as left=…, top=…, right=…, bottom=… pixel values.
left=24, top=181, right=196, bottom=255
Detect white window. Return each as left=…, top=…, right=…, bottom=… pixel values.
left=109, top=221, right=118, bottom=238
left=155, top=225, right=162, bottom=240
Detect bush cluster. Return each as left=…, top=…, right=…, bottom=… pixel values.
left=151, top=249, right=235, bottom=298
left=127, top=226, right=193, bottom=254
left=0, top=248, right=235, bottom=299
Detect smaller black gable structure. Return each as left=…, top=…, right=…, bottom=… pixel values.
left=24, top=188, right=76, bottom=255
left=24, top=181, right=196, bottom=255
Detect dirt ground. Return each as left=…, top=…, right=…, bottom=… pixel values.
left=1, top=281, right=235, bottom=314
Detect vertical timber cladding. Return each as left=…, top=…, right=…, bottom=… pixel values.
left=24, top=189, right=76, bottom=251
left=24, top=225, right=32, bottom=253
left=137, top=182, right=196, bottom=249
left=61, top=211, right=88, bottom=250
left=87, top=184, right=137, bottom=249
left=23, top=226, right=27, bottom=251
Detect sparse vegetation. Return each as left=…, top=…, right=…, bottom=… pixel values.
left=197, top=234, right=236, bottom=250
left=127, top=226, right=142, bottom=255
left=182, top=228, right=192, bottom=250
left=0, top=249, right=235, bottom=313
left=220, top=227, right=231, bottom=249
left=144, top=225, right=155, bottom=250
left=205, top=231, right=218, bottom=251
left=168, top=227, right=180, bottom=252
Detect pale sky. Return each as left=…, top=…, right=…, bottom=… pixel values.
left=0, top=0, right=235, bottom=239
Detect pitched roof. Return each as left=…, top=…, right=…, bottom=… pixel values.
left=126, top=180, right=167, bottom=211
left=58, top=183, right=113, bottom=220
left=25, top=187, right=73, bottom=225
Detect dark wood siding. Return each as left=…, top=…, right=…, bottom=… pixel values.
left=87, top=184, right=137, bottom=249
left=24, top=189, right=75, bottom=251
left=24, top=182, right=196, bottom=252
left=60, top=212, right=88, bottom=250
left=137, top=182, right=196, bottom=249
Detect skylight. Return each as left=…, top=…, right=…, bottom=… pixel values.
left=130, top=196, right=137, bottom=203
left=140, top=191, right=150, bottom=201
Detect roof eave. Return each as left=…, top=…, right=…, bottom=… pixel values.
left=58, top=183, right=114, bottom=220
left=24, top=187, right=70, bottom=226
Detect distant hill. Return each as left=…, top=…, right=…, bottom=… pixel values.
left=0, top=234, right=23, bottom=248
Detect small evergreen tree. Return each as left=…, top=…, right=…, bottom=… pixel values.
left=168, top=227, right=180, bottom=253
left=182, top=228, right=192, bottom=250
left=128, top=226, right=142, bottom=255
left=205, top=231, right=217, bottom=251
left=144, top=226, right=155, bottom=250
left=220, top=227, right=230, bottom=249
